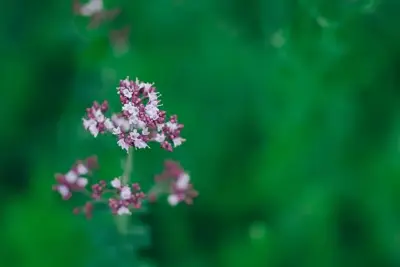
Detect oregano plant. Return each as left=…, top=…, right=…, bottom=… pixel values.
left=54, top=3, right=197, bottom=264
left=52, top=77, right=198, bottom=236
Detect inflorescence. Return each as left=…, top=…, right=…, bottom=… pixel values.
left=82, top=77, right=185, bottom=152
left=52, top=77, right=197, bottom=218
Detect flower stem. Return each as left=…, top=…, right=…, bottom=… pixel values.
left=115, top=147, right=134, bottom=235
left=122, top=147, right=133, bottom=184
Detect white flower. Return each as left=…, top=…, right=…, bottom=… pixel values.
left=129, top=130, right=148, bottom=148
left=83, top=118, right=96, bottom=130
left=156, top=123, right=165, bottom=132
left=76, top=164, right=88, bottom=175
left=122, top=88, right=132, bottom=98
left=135, top=77, right=142, bottom=87
left=65, top=171, right=78, bottom=183
left=129, top=129, right=140, bottom=139
left=120, top=186, right=132, bottom=200
left=141, top=127, right=150, bottom=135
left=121, top=121, right=130, bottom=132
left=112, top=127, right=122, bottom=135
left=111, top=178, right=121, bottom=188
left=134, top=138, right=148, bottom=149
left=166, top=121, right=178, bottom=131
left=168, top=194, right=180, bottom=206
left=143, top=82, right=154, bottom=92
left=120, top=77, right=130, bottom=88
left=104, top=118, right=114, bottom=130
left=117, top=138, right=130, bottom=151
left=136, top=119, right=147, bottom=129
left=176, top=173, right=190, bottom=190
left=57, top=185, right=70, bottom=198
left=145, top=104, right=159, bottom=120
left=172, top=137, right=185, bottom=147
left=76, top=177, right=88, bottom=187
left=112, top=115, right=130, bottom=132
left=117, top=206, right=131, bottom=215
left=94, top=109, right=105, bottom=122
left=80, top=0, right=103, bottom=16
left=122, top=102, right=139, bottom=115
left=154, top=133, right=166, bottom=143
left=147, top=91, right=159, bottom=101
left=88, top=124, right=99, bottom=137
left=128, top=115, right=139, bottom=126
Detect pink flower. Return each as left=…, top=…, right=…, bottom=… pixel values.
left=52, top=156, right=98, bottom=200
left=82, top=77, right=186, bottom=152
left=53, top=157, right=197, bottom=218
left=168, top=172, right=198, bottom=206
left=108, top=177, right=146, bottom=215
left=152, top=160, right=198, bottom=206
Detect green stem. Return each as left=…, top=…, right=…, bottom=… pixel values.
left=115, top=147, right=134, bottom=235
left=122, top=147, right=133, bottom=184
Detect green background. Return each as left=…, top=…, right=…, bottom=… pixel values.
left=1, top=0, right=400, bottom=266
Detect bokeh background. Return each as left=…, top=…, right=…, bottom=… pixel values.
left=1, top=0, right=400, bottom=267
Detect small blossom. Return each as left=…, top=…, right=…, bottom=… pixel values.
left=76, top=177, right=89, bottom=187
left=123, top=102, right=138, bottom=115
left=117, top=206, right=131, bottom=215
left=176, top=173, right=190, bottom=190
left=94, top=109, right=105, bottom=122
left=154, top=133, right=166, bottom=143
left=168, top=173, right=197, bottom=206
left=120, top=186, right=132, bottom=200
left=152, top=160, right=198, bottom=206
left=104, top=118, right=114, bottom=130
left=52, top=156, right=98, bottom=200
left=83, top=118, right=96, bottom=130
left=65, top=171, right=78, bottom=183
left=172, top=137, right=186, bottom=148
left=55, top=184, right=71, bottom=200
left=142, top=82, right=154, bottom=92
left=91, top=180, right=106, bottom=199
left=122, top=88, right=133, bottom=98
left=134, top=138, right=148, bottom=149
left=167, top=194, right=180, bottom=206
left=108, top=178, right=146, bottom=214
left=73, top=0, right=121, bottom=29
left=76, top=164, right=88, bottom=175
left=142, top=127, right=150, bottom=135
left=117, top=137, right=130, bottom=151
left=111, top=177, right=122, bottom=188
left=83, top=0, right=102, bottom=16
left=82, top=101, right=110, bottom=138
left=147, top=91, right=159, bottom=101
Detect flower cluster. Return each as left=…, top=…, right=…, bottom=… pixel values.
left=53, top=158, right=197, bottom=218
left=108, top=178, right=145, bottom=215
left=151, top=160, right=198, bottom=206
left=82, top=77, right=185, bottom=152
left=53, top=76, right=197, bottom=219
left=52, top=156, right=98, bottom=200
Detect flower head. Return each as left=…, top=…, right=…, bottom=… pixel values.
left=52, top=156, right=98, bottom=200
left=151, top=160, right=198, bottom=206
left=108, top=177, right=146, bottom=215
left=82, top=77, right=185, bottom=152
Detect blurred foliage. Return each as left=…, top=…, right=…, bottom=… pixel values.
left=1, top=0, right=400, bottom=267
